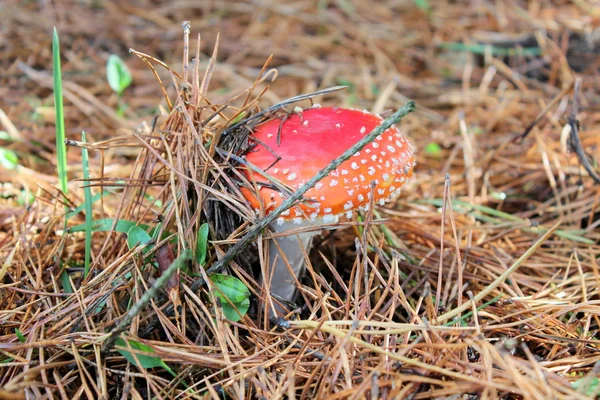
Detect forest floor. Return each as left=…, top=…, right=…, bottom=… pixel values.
left=1, top=1, right=600, bottom=399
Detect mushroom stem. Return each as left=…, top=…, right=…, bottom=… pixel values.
left=264, top=220, right=320, bottom=311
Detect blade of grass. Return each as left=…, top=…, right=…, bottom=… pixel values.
left=81, top=131, right=92, bottom=277
left=53, top=27, right=68, bottom=196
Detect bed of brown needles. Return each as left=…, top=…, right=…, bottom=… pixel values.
left=2, top=1, right=600, bottom=399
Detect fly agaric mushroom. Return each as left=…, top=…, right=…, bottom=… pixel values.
left=240, top=107, right=415, bottom=311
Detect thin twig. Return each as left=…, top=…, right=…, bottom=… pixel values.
left=567, top=78, right=600, bottom=184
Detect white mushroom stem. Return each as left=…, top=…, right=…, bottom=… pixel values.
left=263, top=219, right=322, bottom=310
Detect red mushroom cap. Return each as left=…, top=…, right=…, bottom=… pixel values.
left=240, top=107, right=415, bottom=224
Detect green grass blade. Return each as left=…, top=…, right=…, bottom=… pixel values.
left=53, top=27, right=68, bottom=195
left=81, top=131, right=92, bottom=277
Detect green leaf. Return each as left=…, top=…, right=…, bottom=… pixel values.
left=69, top=218, right=148, bottom=234
left=60, top=270, right=73, bottom=294
left=412, top=0, right=431, bottom=13
left=107, top=55, right=133, bottom=95
left=115, top=338, right=176, bottom=376
left=195, top=223, right=209, bottom=266
left=0, top=148, right=19, bottom=170
left=15, top=328, right=26, bottom=343
left=81, top=131, right=92, bottom=277
left=53, top=27, right=68, bottom=195
left=572, top=376, right=600, bottom=397
left=209, top=273, right=250, bottom=322
left=424, top=142, right=442, bottom=156
left=0, top=131, right=13, bottom=141
left=16, top=190, right=35, bottom=206
left=126, top=225, right=152, bottom=253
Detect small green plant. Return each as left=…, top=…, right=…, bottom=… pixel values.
left=15, top=328, right=26, bottom=343
left=209, top=273, right=250, bottom=322
left=195, top=223, right=210, bottom=266
left=115, top=337, right=176, bottom=377
left=106, top=54, right=133, bottom=116
left=424, top=142, right=442, bottom=157
left=0, top=148, right=19, bottom=170
left=126, top=225, right=153, bottom=253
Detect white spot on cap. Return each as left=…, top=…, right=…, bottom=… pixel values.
left=351, top=162, right=359, bottom=170
left=277, top=218, right=285, bottom=225
left=396, top=140, right=403, bottom=147
left=310, top=212, right=318, bottom=221
left=267, top=134, right=273, bottom=139
left=361, top=159, right=367, bottom=164
left=324, top=207, right=332, bottom=213
left=341, top=170, right=349, bottom=175
left=376, top=136, right=383, bottom=141
left=347, top=189, right=355, bottom=196
left=315, top=182, right=323, bottom=190
left=359, top=175, right=366, bottom=182
left=379, top=199, right=386, bottom=205
left=287, top=173, right=297, bottom=180
left=320, top=195, right=326, bottom=200
left=346, top=211, right=353, bottom=218
left=377, top=188, right=385, bottom=195
left=336, top=123, right=341, bottom=128
left=323, top=214, right=337, bottom=223
left=293, top=217, right=303, bottom=224
left=360, top=126, right=366, bottom=134
left=283, top=168, right=290, bottom=174
left=303, top=120, right=309, bottom=126
left=372, top=142, right=379, bottom=148
left=387, top=145, right=396, bottom=153
left=365, top=149, right=371, bottom=153
left=368, top=166, right=376, bottom=176
left=357, top=194, right=365, bottom=202
left=354, top=151, right=361, bottom=157
left=273, top=168, right=279, bottom=173
left=371, top=155, right=378, bottom=161
left=330, top=179, right=339, bottom=187
left=293, top=129, right=297, bottom=133
left=332, top=170, right=340, bottom=177
left=294, top=208, right=302, bottom=216
left=383, top=173, right=390, bottom=180
left=344, top=200, right=354, bottom=210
